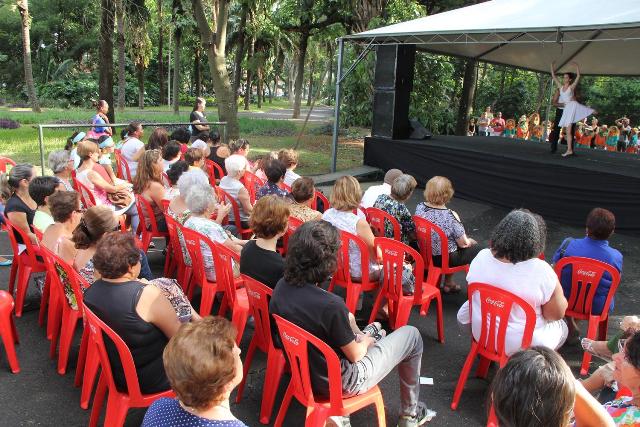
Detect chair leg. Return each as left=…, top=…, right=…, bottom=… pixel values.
left=75, top=328, right=88, bottom=387
left=368, top=291, right=385, bottom=325
left=236, top=337, right=258, bottom=403
left=273, top=382, right=294, bottom=427
left=199, top=286, right=215, bottom=317
left=104, top=392, right=129, bottom=427
left=46, top=285, right=62, bottom=340
left=57, top=312, right=80, bottom=375
left=394, top=300, right=413, bottom=330
left=81, top=343, right=100, bottom=410
left=259, top=350, right=287, bottom=424
left=597, top=317, right=609, bottom=341
left=373, top=392, right=386, bottom=427
left=232, top=308, right=249, bottom=345
left=581, top=318, right=599, bottom=376
left=38, top=275, right=50, bottom=327
left=435, top=294, right=444, bottom=344
left=89, top=373, right=108, bottom=427
left=305, top=406, right=329, bottom=427
left=0, top=314, right=20, bottom=373
left=48, top=299, right=63, bottom=359
left=8, top=260, right=18, bottom=295
left=451, top=346, right=478, bottom=410
left=14, top=266, right=32, bottom=317
left=10, top=315, right=19, bottom=344
left=475, top=356, right=491, bottom=379
left=345, top=284, right=362, bottom=315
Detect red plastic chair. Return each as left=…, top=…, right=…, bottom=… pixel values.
left=413, top=215, right=470, bottom=289
left=73, top=274, right=98, bottom=410
left=272, top=314, right=386, bottom=427
left=243, top=170, right=265, bottom=204
left=181, top=227, right=220, bottom=316
left=4, top=218, right=47, bottom=317
left=280, top=216, right=303, bottom=257
left=217, top=187, right=253, bottom=239
left=328, top=230, right=380, bottom=315
left=368, top=237, right=444, bottom=342
left=40, top=245, right=86, bottom=375
left=0, top=156, right=16, bottom=173
left=164, top=214, right=192, bottom=293
left=0, top=290, right=20, bottom=373
left=161, top=172, right=171, bottom=188
left=204, top=159, right=225, bottom=187
left=114, top=149, right=132, bottom=182
left=213, top=242, right=249, bottom=345
left=554, top=256, right=621, bottom=375
left=236, top=276, right=287, bottom=424
left=451, top=283, right=536, bottom=410
left=135, top=195, right=169, bottom=252
left=311, top=190, right=330, bottom=213
left=367, top=207, right=401, bottom=240
left=74, top=178, right=97, bottom=208
left=83, top=305, right=174, bottom=427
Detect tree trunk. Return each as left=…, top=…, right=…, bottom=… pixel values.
left=270, top=75, right=276, bottom=103
left=292, top=30, right=309, bottom=118
left=17, top=0, right=41, bottom=112
left=498, top=67, right=506, bottom=100
left=137, top=63, right=145, bottom=108
left=306, top=59, right=314, bottom=107
left=257, top=66, right=263, bottom=109
left=456, top=59, right=477, bottom=136
left=194, top=47, right=201, bottom=98
left=157, top=0, right=165, bottom=105
left=115, top=0, right=125, bottom=111
left=172, top=27, right=181, bottom=114
left=231, top=2, right=248, bottom=102
left=99, top=0, right=115, bottom=122
left=244, top=37, right=254, bottom=111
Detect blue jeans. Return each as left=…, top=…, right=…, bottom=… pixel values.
left=138, top=250, right=154, bottom=280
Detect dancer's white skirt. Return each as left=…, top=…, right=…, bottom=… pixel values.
left=559, top=101, right=594, bottom=127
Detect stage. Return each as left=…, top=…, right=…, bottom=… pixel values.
left=364, top=135, right=640, bottom=235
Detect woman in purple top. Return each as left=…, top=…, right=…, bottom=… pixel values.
left=414, top=176, right=481, bottom=293
left=87, top=100, right=113, bottom=140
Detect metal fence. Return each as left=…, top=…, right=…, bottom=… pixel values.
left=33, top=121, right=227, bottom=174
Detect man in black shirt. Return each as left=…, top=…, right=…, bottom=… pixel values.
left=269, top=221, right=435, bottom=426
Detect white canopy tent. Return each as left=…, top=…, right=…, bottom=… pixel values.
left=329, top=0, right=640, bottom=170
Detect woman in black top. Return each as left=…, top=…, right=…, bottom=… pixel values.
left=190, top=97, right=209, bottom=134
left=240, top=195, right=288, bottom=289
left=1, top=163, right=38, bottom=244
left=206, top=130, right=230, bottom=173
left=83, top=232, right=182, bottom=394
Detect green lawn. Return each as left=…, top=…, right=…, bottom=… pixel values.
left=0, top=107, right=363, bottom=176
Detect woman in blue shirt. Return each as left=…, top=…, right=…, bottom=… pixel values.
left=87, top=100, right=113, bottom=140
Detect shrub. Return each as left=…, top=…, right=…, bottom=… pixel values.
left=0, top=118, right=20, bottom=129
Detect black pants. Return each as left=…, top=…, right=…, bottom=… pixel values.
left=431, top=245, right=482, bottom=268
left=549, top=108, right=575, bottom=153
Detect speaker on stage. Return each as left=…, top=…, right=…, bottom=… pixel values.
left=409, top=118, right=432, bottom=140
left=372, top=44, right=416, bottom=139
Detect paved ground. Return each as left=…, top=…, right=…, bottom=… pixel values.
left=238, top=106, right=333, bottom=122
left=0, top=182, right=638, bottom=426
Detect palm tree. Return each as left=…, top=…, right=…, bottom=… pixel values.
left=16, top=0, right=41, bottom=112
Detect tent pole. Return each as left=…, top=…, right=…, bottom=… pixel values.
left=542, top=75, right=554, bottom=142
left=330, top=38, right=344, bottom=173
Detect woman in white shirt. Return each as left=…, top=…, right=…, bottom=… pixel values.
left=457, top=209, right=568, bottom=355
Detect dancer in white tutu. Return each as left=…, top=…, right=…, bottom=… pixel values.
left=550, top=62, right=595, bottom=157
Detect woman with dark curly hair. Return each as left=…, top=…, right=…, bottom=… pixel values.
left=142, top=316, right=247, bottom=426
left=164, top=160, right=189, bottom=201
left=457, top=209, right=568, bottom=355
left=132, top=149, right=167, bottom=231
left=269, top=221, right=435, bottom=427
left=83, top=232, right=180, bottom=394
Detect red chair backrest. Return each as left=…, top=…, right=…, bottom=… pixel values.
left=273, top=314, right=346, bottom=411
left=281, top=216, right=303, bottom=255
left=3, top=218, right=21, bottom=261
left=161, top=172, right=171, bottom=188
left=165, top=213, right=191, bottom=268
left=413, top=215, right=452, bottom=270
left=217, top=187, right=244, bottom=228
left=160, top=199, right=170, bottom=213
left=310, top=190, right=330, bottom=213
left=114, top=149, right=124, bottom=179
left=181, top=227, right=217, bottom=290
left=115, top=150, right=132, bottom=182
left=70, top=170, right=80, bottom=192
left=335, top=230, right=372, bottom=286
left=74, top=178, right=97, bottom=208
left=242, top=275, right=275, bottom=351
left=82, top=304, right=148, bottom=400
left=135, top=195, right=163, bottom=234
left=4, top=218, right=42, bottom=268
left=375, top=237, right=424, bottom=302
left=213, top=241, right=241, bottom=307
left=554, top=256, right=621, bottom=317
left=205, top=159, right=225, bottom=187
left=32, top=226, right=43, bottom=241
left=0, top=156, right=16, bottom=173
left=282, top=183, right=292, bottom=193
left=40, top=245, right=86, bottom=310
left=366, top=207, right=401, bottom=240
left=467, top=282, right=536, bottom=364
left=243, top=171, right=265, bottom=204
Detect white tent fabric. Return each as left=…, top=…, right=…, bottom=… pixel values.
left=344, top=0, right=640, bottom=75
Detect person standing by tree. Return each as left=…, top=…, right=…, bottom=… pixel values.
left=190, top=97, right=210, bottom=135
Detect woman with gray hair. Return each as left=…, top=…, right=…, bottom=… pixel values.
left=183, top=185, right=246, bottom=282
left=457, top=209, right=568, bottom=355
left=48, top=150, right=75, bottom=192
left=166, top=168, right=211, bottom=223
left=372, top=173, right=418, bottom=246
left=220, top=154, right=252, bottom=229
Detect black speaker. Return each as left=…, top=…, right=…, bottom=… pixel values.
left=409, top=118, right=432, bottom=140
left=372, top=44, right=416, bottom=139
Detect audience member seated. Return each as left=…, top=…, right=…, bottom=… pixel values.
left=162, top=141, right=182, bottom=172
left=133, top=150, right=167, bottom=232
left=278, top=148, right=301, bottom=187
left=167, top=169, right=210, bottom=223
left=83, top=232, right=181, bottom=394
left=206, top=131, right=230, bottom=173
left=164, top=161, right=189, bottom=201
left=183, top=186, right=243, bottom=282
left=227, top=139, right=257, bottom=173
left=48, top=150, right=75, bottom=192
left=170, top=128, right=191, bottom=155
left=361, top=168, right=403, bottom=209
left=240, top=196, right=288, bottom=289
left=147, top=127, right=169, bottom=151
left=491, top=346, right=614, bottom=427
left=65, top=131, right=86, bottom=169
left=457, top=209, right=568, bottom=355
left=415, top=176, right=480, bottom=293
left=220, top=155, right=252, bottom=230
left=191, top=137, right=210, bottom=159
left=142, top=316, right=248, bottom=427
left=552, top=208, right=623, bottom=331
left=323, top=176, right=414, bottom=294
left=41, top=191, right=82, bottom=263
left=1, top=163, right=38, bottom=244
left=184, top=147, right=205, bottom=172
left=289, top=177, right=322, bottom=222
left=29, top=176, right=63, bottom=233
left=120, top=122, right=146, bottom=178
left=97, top=135, right=118, bottom=183
left=256, top=158, right=288, bottom=200
left=254, top=152, right=278, bottom=182
left=373, top=173, right=418, bottom=246
left=75, top=140, right=140, bottom=231
left=270, top=221, right=436, bottom=426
